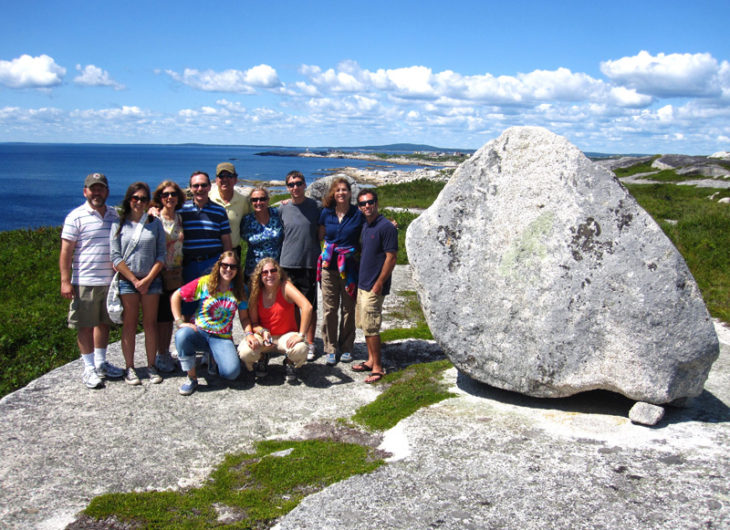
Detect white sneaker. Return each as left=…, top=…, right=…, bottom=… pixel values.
left=96, top=361, right=124, bottom=379
left=307, top=343, right=316, bottom=362
left=125, top=367, right=141, bottom=386
left=82, top=366, right=102, bottom=389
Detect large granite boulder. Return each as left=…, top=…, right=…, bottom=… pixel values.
left=406, top=126, right=719, bottom=404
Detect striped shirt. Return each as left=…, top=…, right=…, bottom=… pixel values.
left=61, top=202, right=119, bottom=286
left=179, top=200, right=231, bottom=260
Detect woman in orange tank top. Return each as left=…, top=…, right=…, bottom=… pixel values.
left=238, top=258, right=313, bottom=383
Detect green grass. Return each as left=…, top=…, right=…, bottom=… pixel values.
left=377, top=179, right=446, bottom=209
left=0, top=227, right=123, bottom=397
left=84, top=439, right=384, bottom=528
left=351, top=359, right=455, bottom=431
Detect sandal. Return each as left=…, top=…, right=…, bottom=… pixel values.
left=364, top=372, right=385, bottom=384
left=352, top=362, right=372, bottom=372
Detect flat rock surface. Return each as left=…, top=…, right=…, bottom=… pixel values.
left=1, top=265, right=729, bottom=529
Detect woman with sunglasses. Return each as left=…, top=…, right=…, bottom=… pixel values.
left=110, top=182, right=166, bottom=386
left=238, top=258, right=312, bottom=383
left=150, top=180, right=185, bottom=373
left=171, top=251, right=249, bottom=395
left=240, top=187, right=283, bottom=279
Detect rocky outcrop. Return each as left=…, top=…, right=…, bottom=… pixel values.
left=593, top=155, right=655, bottom=172
left=406, top=126, right=719, bottom=404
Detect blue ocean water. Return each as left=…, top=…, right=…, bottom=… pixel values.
left=0, top=143, right=423, bottom=231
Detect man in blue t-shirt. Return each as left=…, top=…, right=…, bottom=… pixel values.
left=352, top=189, right=398, bottom=383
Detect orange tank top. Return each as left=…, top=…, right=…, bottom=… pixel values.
left=258, top=285, right=297, bottom=336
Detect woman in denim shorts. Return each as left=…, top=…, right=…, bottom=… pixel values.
left=110, top=182, right=166, bottom=386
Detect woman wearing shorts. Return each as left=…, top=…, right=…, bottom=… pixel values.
left=110, top=182, right=166, bottom=386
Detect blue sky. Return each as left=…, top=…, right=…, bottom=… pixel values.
left=1, top=0, right=729, bottom=154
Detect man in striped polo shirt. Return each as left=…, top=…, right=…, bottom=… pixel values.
left=180, top=171, right=232, bottom=317
left=60, top=173, right=125, bottom=389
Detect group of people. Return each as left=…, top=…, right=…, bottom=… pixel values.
left=60, top=163, right=397, bottom=396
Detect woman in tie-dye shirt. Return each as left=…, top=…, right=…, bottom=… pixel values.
left=170, top=251, right=251, bottom=396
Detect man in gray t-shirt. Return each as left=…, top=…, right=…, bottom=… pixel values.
left=279, top=170, right=321, bottom=360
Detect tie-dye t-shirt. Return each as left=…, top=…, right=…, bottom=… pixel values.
left=178, top=275, right=248, bottom=339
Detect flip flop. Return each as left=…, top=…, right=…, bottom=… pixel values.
left=352, top=362, right=372, bottom=372
left=364, top=372, right=385, bottom=384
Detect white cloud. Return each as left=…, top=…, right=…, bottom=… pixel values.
left=601, top=50, right=725, bottom=98
left=300, top=61, right=618, bottom=106
left=70, top=106, right=147, bottom=120
left=164, top=64, right=281, bottom=93
left=608, top=86, right=653, bottom=107
left=243, top=64, right=280, bottom=87
left=74, top=64, right=125, bottom=90
left=0, top=54, right=65, bottom=88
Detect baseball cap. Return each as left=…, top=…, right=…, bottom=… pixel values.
left=84, top=173, right=108, bottom=188
left=216, top=162, right=237, bottom=177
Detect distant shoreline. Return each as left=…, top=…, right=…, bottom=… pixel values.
left=255, top=149, right=466, bottom=168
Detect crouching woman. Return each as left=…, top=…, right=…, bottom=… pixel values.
left=171, top=251, right=248, bottom=395
left=238, top=258, right=312, bottom=383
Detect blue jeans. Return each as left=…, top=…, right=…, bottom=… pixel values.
left=174, top=326, right=241, bottom=380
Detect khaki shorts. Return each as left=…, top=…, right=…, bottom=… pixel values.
left=355, top=288, right=385, bottom=336
left=67, top=285, right=114, bottom=329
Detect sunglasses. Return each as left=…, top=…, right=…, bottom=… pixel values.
left=191, top=183, right=210, bottom=189
left=357, top=199, right=376, bottom=207
left=160, top=191, right=177, bottom=199
left=131, top=195, right=149, bottom=203
left=261, top=268, right=278, bottom=275
left=218, top=173, right=236, bottom=180
left=220, top=262, right=239, bottom=271
left=251, top=197, right=268, bottom=203
left=287, top=180, right=304, bottom=188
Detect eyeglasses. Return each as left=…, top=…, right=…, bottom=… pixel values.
left=357, top=199, right=376, bottom=207
left=261, top=268, right=278, bottom=275
left=160, top=192, right=177, bottom=199
left=131, top=195, right=149, bottom=203
left=220, top=262, right=239, bottom=271
left=191, top=183, right=210, bottom=189
left=251, top=197, right=268, bottom=203
left=218, top=173, right=236, bottom=180
left=287, top=180, right=304, bottom=188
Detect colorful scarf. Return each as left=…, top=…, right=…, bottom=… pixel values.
left=317, top=242, right=358, bottom=297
